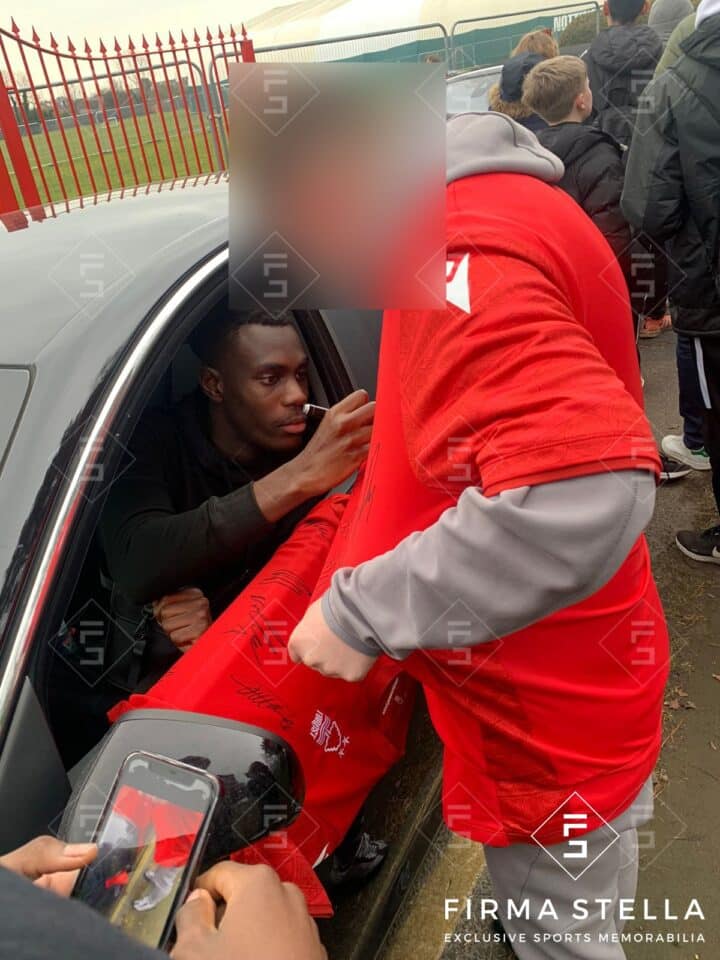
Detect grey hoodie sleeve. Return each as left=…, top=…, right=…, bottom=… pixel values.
left=321, top=470, right=655, bottom=659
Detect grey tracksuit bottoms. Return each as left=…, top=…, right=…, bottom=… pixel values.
left=483, top=777, right=653, bottom=959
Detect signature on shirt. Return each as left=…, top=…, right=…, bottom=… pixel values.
left=231, top=676, right=294, bottom=731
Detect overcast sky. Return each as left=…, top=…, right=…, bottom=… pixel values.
left=5, top=0, right=294, bottom=47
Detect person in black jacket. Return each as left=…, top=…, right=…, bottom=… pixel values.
left=523, top=55, right=690, bottom=485
left=523, top=57, right=633, bottom=309
left=584, top=0, right=662, bottom=147
left=582, top=0, right=671, bottom=338
left=622, top=0, right=720, bottom=563
left=52, top=307, right=375, bottom=763
left=55, top=307, right=387, bottom=888
left=96, top=305, right=374, bottom=692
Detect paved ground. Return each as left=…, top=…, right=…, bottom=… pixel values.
left=322, top=330, right=720, bottom=960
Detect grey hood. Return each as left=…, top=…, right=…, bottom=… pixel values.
left=447, top=111, right=564, bottom=186
left=649, top=0, right=694, bottom=41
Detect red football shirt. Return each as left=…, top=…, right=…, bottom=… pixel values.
left=315, top=171, right=668, bottom=845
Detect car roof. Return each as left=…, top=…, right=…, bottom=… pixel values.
left=446, top=65, right=502, bottom=82
left=1, top=174, right=229, bottom=364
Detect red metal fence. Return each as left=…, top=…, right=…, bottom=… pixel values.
left=0, top=19, right=255, bottom=216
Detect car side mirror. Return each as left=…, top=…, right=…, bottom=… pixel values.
left=59, top=709, right=304, bottom=868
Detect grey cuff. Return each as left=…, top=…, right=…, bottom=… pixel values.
left=321, top=591, right=382, bottom=657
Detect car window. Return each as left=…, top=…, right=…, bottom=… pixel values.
left=447, top=70, right=501, bottom=116
left=42, top=301, right=347, bottom=770
left=0, top=368, right=31, bottom=474
left=321, top=310, right=382, bottom=400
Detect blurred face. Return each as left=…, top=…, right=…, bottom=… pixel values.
left=206, top=323, right=310, bottom=455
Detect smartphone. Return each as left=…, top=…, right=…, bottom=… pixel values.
left=71, top=751, right=220, bottom=951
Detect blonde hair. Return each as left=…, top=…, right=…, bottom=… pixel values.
left=511, top=29, right=560, bottom=60
left=522, top=55, right=587, bottom=124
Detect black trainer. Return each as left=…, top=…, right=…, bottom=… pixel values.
left=660, top=455, right=691, bottom=481
left=675, top=525, right=720, bottom=564
left=320, top=831, right=389, bottom=890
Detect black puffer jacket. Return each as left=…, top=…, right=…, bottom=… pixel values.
left=538, top=121, right=631, bottom=272
left=621, top=14, right=720, bottom=336
left=584, top=24, right=663, bottom=145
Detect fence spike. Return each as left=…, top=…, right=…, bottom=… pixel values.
left=168, top=30, right=176, bottom=46
left=193, top=28, right=201, bottom=44
left=206, top=26, right=213, bottom=42
left=10, top=17, right=20, bottom=34
left=99, top=38, right=107, bottom=54
left=67, top=35, right=76, bottom=53
left=127, top=35, right=135, bottom=52
left=155, top=32, right=163, bottom=49
left=49, top=31, right=58, bottom=49
left=180, top=30, right=188, bottom=45
left=84, top=36, right=92, bottom=54
left=241, top=23, right=248, bottom=40
left=218, top=25, right=224, bottom=40
left=141, top=33, right=149, bottom=50
left=230, top=24, right=237, bottom=38
left=31, top=25, right=40, bottom=44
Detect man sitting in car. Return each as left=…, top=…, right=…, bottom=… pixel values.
left=98, top=304, right=374, bottom=694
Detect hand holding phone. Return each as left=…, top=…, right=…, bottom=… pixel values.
left=71, top=752, right=219, bottom=951
left=0, top=835, right=97, bottom=897
left=171, top=861, right=327, bottom=960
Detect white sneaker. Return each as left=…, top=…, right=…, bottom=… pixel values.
left=133, top=865, right=180, bottom=912
left=661, top=434, right=711, bottom=471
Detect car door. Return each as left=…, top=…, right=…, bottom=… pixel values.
left=0, top=247, right=379, bottom=853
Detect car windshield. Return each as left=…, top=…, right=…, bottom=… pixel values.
left=447, top=70, right=501, bottom=116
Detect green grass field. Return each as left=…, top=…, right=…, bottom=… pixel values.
left=1, top=108, right=226, bottom=206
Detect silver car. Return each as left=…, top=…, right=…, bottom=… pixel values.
left=447, top=65, right=502, bottom=117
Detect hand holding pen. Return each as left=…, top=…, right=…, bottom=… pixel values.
left=293, top=390, right=375, bottom=495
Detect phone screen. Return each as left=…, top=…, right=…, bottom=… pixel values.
left=72, top=754, right=217, bottom=948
